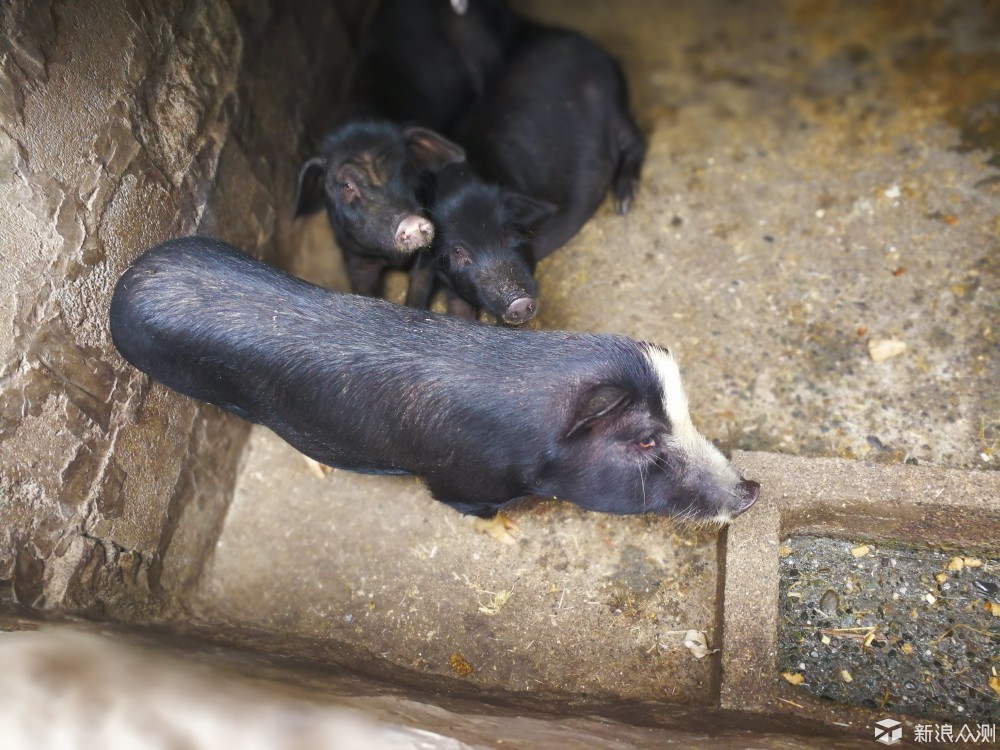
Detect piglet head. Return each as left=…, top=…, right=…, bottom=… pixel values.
left=431, top=167, right=555, bottom=324
left=295, top=122, right=465, bottom=259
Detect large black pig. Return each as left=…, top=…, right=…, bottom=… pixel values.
left=415, top=20, right=647, bottom=322
left=295, top=0, right=518, bottom=297
left=110, top=238, right=759, bottom=526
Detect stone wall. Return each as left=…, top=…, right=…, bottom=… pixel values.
left=0, top=0, right=363, bottom=621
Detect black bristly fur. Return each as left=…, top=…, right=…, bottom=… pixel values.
left=295, top=0, right=518, bottom=297
left=456, top=22, right=647, bottom=256
left=295, top=120, right=464, bottom=297
left=408, top=163, right=549, bottom=320
left=420, top=18, right=647, bottom=319
left=110, top=238, right=751, bottom=522
left=351, top=0, right=519, bottom=135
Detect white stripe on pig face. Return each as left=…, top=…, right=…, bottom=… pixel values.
left=643, top=343, right=743, bottom=523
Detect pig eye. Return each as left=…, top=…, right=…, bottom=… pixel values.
left=451, top=247, right=472, bottom=267
left=335, top=165, right=363, bottom=203
left=340, top=180, right=359, bottom=201
left=637, top=436, right=657, bottom=449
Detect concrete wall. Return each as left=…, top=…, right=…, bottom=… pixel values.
left=0, top=0, right=361, bottom=620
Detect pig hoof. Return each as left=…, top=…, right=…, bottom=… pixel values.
left=394, top=215, right=435, bottom=252
left=302, top=455, right=332, bottom=478
left=614, top=180, right=638, bottom=215
left=472, top=513, right=520, bottom=545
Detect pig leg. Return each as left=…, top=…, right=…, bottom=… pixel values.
left=444, top=288, right=477, bottom=320
left=612, top=114, right=647, bottom=216
left=426, top=478, right=522, bottom=544
left=343, top=252, right=386, bottom=297
left=405, top=255, right=436, bottom=309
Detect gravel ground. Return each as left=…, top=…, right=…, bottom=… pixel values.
left=777, top=535, right=1000, bottom=723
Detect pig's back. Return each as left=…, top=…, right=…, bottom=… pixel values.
left=110, top=237, right=645, bottom=472
left=351, top=0, right=519, bottom=132
left=456, top=26, right=625, bottom=253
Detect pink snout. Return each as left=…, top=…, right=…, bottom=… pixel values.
left=394, top=215, right=435, bottom=252
left=502, top=297, right=537, bottom=325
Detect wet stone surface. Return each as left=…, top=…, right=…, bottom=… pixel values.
left=777, top=535, right=1000, bottom=723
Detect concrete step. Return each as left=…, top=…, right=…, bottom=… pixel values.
left=192, top=426, right=724, bottom=705
left=188, top=427, right=999, bottom=743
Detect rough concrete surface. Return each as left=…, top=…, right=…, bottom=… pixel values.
left=195, top=427, right=723, bottom=704
left=524, top=0, right=999, bottom=472
left=720, top=450, right=999, bottom=737
left=0, top=620, right=868, bottom=749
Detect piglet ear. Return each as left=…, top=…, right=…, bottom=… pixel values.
left=503, top=192, right=558, bottom=232
left=566, top=384, right=631, bottom=438
left=294, top=156, right=328, bottom=216
left=403, top=126, right=466, bottom=168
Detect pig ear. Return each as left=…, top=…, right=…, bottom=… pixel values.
left=294, top=156, right=328, bottom=216
left=403, top=126, right=466, bottom=168
left=503, top=192, right=558, bottom=231
left=566, top=385, right=632, bottom=438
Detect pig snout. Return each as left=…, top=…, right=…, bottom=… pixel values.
left=502, top=296, right=537, bottom=325
left=735, top=479, right=760, bottom=513
left=394, top=215, right=435, bottom=252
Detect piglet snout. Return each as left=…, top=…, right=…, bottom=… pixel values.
left=503, top=297, right=537, bottom=325
left=394, top=215, right=435, bottom=252
left=735, top=479, right=760, bottom=513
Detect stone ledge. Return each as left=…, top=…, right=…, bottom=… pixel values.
left=721, top=450, right=999, bottom=736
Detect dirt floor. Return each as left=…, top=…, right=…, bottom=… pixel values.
left=192, top=0, right=998, bottom=726
left=524, top=0, right=999, bottom=471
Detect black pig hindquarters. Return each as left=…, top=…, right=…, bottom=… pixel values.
left=350, top=0, right=519, bottom=135
left=110, top=237, right=758, bottom=524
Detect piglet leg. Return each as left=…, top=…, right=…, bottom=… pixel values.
left=405, top=255, right=436, bottom=309
left=343, top=251, right=386, bottom=297
left=444, top=288, right=477, bottom=320
left=612, top=118, right=647, bottom=215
